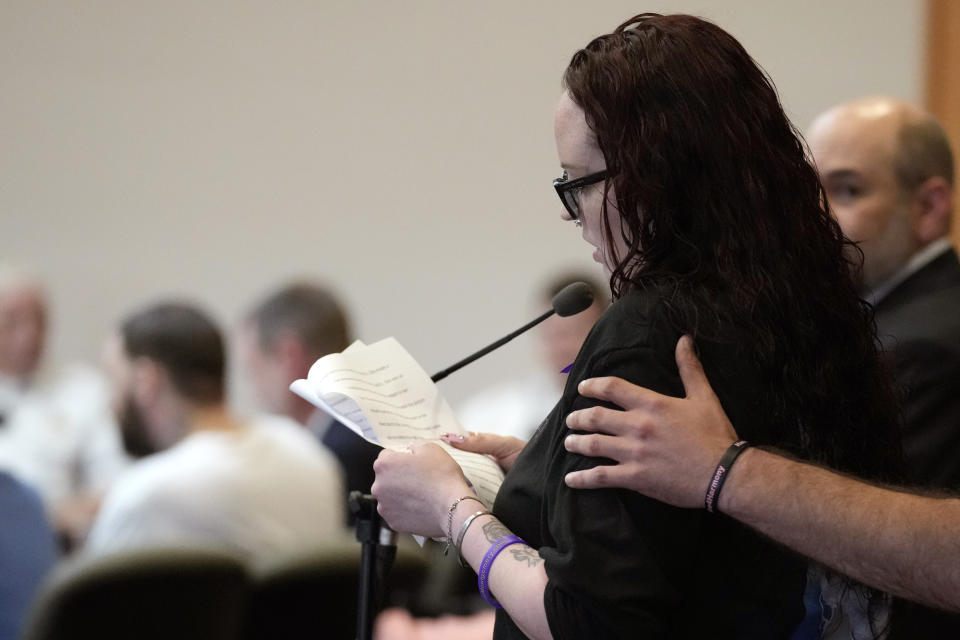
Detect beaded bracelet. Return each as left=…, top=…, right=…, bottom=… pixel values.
left=704, top=439, right=751, bottom=513
left=478, top=534, right=525, bottom=608
left=455, top=510, right=491, bottom=567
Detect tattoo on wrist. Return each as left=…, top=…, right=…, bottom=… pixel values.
left=482, top=519, right=511, bottom=543
left=509, top=545, right=543, bottom=567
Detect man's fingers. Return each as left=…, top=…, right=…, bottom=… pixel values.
left=576, top=375, right=668, bottom=412
left=565, top=405, right=638, bottom=436
left=564, top=464, right=631, bottom=490
left=564, top=432, right=637, bottom=462
left=675, top=335, right=714, bottom=400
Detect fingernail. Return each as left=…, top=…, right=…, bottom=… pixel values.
left=441, top=433, right=466, bottom=443
left=564, top=434, right=575, bottom=449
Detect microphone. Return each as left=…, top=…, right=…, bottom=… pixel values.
left=430, top=281, right=595, bottom=383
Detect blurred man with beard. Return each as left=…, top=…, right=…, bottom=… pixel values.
left=86, top=302, right=346, bottom=559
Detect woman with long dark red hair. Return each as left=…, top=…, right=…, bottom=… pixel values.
left=373, top=13, right=903, bottom=639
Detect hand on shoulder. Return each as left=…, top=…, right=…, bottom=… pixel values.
left=563, top=335, right=738, bottom=509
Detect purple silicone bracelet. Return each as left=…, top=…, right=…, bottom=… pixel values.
left=478, top=534, right=525, bottom=608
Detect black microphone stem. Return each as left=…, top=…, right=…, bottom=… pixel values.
left=430, top=309, right=554, bottom=383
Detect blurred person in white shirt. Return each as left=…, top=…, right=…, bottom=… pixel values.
left=86, top=301, right=346, bottom=559
left=237, top=281, right=381, bottom=523
left=0, top=267, right=127, bottom=547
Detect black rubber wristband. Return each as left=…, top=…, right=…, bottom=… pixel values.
left=704, top=440, right=751, bottom=513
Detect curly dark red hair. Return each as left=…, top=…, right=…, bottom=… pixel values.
left=563, top=13, right=903, bottom=486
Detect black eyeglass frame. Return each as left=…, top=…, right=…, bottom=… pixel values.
left=552, top=170, right=609, bottom=221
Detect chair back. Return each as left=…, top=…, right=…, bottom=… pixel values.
left=21, top=546, right=248, bottom=640
left=243, top=540, right=429, bottom=640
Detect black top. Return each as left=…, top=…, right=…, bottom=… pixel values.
left=491, top=288, right=807, bottom=639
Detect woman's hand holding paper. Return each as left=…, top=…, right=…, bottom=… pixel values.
left=441, top=432, right=526, bottom=473
left=372, top=442, right=473, bottom=538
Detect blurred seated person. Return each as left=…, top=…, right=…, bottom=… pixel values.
left=458, top=273, right=607, bottom=440
left=0, top=470, right=57, bottom=640
left=0, top=267, right=127, bottom=546
left=375, top=608, right=495, bottom=640
left=86, top=301, right=346, bottom=559
left=809, top=98, right=960, bottom=634
left=238, top=282, right=381, bottom=509
left=809, top=97, right=960, bottom=489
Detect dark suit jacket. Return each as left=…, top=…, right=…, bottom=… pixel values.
left=309, top=412, right=381, bottom=525
left=874, top=247, right=960, bottom=489
left=873, top=247, right=960, bottom=636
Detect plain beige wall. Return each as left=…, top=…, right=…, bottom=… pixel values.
left=1, top=1, right=924, bottom=410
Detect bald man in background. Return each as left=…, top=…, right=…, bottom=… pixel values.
left=810, top=98, right=960, bottom=635
left=809, top=98, right=960, bottom=489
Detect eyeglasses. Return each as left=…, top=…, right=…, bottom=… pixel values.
left=553, top=170, right=609, bottom=225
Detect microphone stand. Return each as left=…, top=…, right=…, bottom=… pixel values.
left=351, top=492, right=397, bottom=640
left=350, top=311, right=557, bottom=637
left=430, top=309, right=554, bottom=382
left=349, top=283, right=587, bottom=635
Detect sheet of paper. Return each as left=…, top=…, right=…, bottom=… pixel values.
left=342, top=339, right=367, bottom=354
left=441, top=443, right=502, bottom=510
left=289, top=378, right=376, bottom=442
left=299, top=337, right=467, bottom=450
left=289, top=337, right=505, bottom=518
